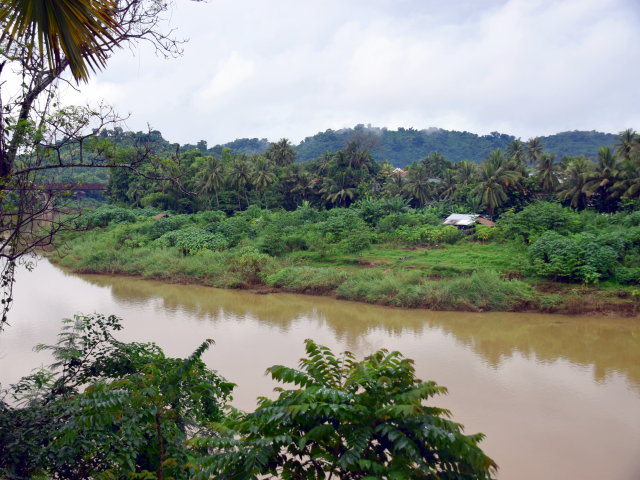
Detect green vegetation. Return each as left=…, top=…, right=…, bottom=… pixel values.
left=1, top=315, right=496, bottom=479
left=98, top=125, right=617, bottom=166
left=54, top=194, right=640, bottom=314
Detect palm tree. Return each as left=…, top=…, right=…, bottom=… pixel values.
left=0, top=0, right=123, bottom=81
left=439, top=169, right=458, bottom=200
left=251, top=155, right=275, bottom=207
left=265, top=138, right=296, bottom=167
left=229, top=156, right=252, bottom=209
left=583, top=147, right=620, bottom=211
left=527, top=137, right=544, bottom=166
left=402, top=164, right=432, bottom=207
left=536, top=153, right=559, bottom=194
left=198, top=156, right=224, bottom=208
left=507, top=139, right=527, bottom=173
left=615, top=128, right=639, bottom=161
left=472, top=151, right=521, bottom=215
left=455, top=160, right=476, bottom=185
left=321, top=172, right=356, bottom=207
left=557, top=157, right=592, bottom=209
left=613, top=157, right=640, bottom=200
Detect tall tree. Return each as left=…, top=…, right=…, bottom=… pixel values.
left=473, top=150, right=521, bottom=215
left=557, top=157, right=592, bottom=209
left=265, top=138, right=296, bottom=167
left=615, top=128, right=638, bottom=161
left=527, top=137, right=544, bottom=166
left=402, top=164, right=433, bottom=207
left=229, top=155, right=252, bottom=209
left=583, top=146, right=620, bottom=212
left=536, top=153, right=559, bottom=194
left=198, top=156, right=225, bottom=208
left=250, top=154, right=275, bottom=207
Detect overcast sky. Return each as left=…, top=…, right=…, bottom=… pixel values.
left=64, top=0, right=640, bottom=146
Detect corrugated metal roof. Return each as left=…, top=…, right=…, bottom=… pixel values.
left=442, top=214, right=478, bottom=226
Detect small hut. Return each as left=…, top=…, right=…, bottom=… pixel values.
left=442, top=214, right=495, bottom=229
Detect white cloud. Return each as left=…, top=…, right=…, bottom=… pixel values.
left=196, top=52, right=256, bottom=104
left=66, top=0, right=640, bottom=145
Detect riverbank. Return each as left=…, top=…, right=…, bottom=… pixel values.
left=49, top=246, right=639, bottom=316
left=50, top=204, right=640, bottom=317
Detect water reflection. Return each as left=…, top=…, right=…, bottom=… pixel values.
left=82, top=273, right=640, bottom=388
left=2, top=261, right=640, bottom=480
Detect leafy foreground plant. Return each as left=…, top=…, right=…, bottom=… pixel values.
left=0, top=314, right=234, bottom=480
left=1, top=318, right=496, bottom=479
left=196, top=340, right=497, bottom=479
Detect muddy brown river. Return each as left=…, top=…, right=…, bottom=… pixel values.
left=1, top=259, right=639, bottom=479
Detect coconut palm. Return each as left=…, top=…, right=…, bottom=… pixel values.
left=402, top=164, right=432, bottom=207
left=536, top=153, right=559, bottom=194
left=615, top=128, right=639, bottom=161
left=439, top=169, right=458, bottom=200
left=583, top=147, right=620, bottom=211
left=229, top=156, right=252, bottom=209
left=472, top=151, right=521, bottom=215
left=321, top=172, right=356, bottom=207
left=198, top=156, right=224, bottom=208
left=251, top=155, right=275, bottom=207
left=527, top=137, right=544, bottom=166
left=0, top=0, right=123, bottom=81
left=455, top=160, right=477, bottom=185
left=557, top=157, right=592, bottom=209
left=507, top=139, right=527, bottom=173
left=613, top=157, right=640, bottom=200
left=265, top=138, right=296, bottom=167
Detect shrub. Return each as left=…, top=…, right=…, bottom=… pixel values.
left=338, top=230, right=373, bottom=253
left=198, top=340, right=496, bottom=480
left=80, top=206, right=137, bottom=228
left=528, top=231, right=620, bottom=283
left=500, top=202, right=582, bottom=242
left=354, top=196, right=410, bottom=226
left=136, top=215, right=191, bottom=240
left=156, top=227, right=228, bottom=254
left=614, top=267, right=640, bottom=285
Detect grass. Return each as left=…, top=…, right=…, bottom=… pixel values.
left=51, top=222, right=638, bottom=315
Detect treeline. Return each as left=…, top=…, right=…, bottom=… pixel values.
left=106, top=129, right=640, bottom=217
left=96, top=125, right=617, bottom=167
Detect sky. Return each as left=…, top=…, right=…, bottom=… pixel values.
left=63, top=0, right=640, bottom=146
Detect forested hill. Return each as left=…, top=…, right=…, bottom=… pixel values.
left=293, top=126, right=617, bottom=165
left=100, top=126, right=617, bottom=166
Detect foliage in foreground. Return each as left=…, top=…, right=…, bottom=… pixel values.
left=0, top=315, right=496, bottom=480
left=197, top=339, right=497, bottom=479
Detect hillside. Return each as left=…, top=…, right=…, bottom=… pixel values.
left=294, top=126, right=617, bottom=165
left=97, top=126, right=618, bottom=167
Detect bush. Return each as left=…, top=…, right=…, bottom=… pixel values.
left=354, top=196, right=410, bottom=226
left=136, top=215, right=191, bottom=240
left=614, top=267, right=640, bottom=285
left=500, top=202, right=582, bottom=242
left=197, top=340, right=496, bottom=479
left=315, top=209, right=369, bottom=242
left=393, top=225, right=463, bottom=246
left=528, top=231, right=620, bottom=283
left=80, top=206, right=137, bottom=228
left=338, top=230, right=373, bottom=253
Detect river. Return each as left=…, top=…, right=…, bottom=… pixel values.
left=1, top=259, right=639, bottom=480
